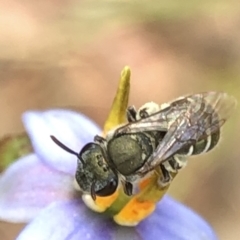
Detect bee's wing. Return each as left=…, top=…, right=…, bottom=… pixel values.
left=115, top=95, right=195, bottom=135
left=114, top=120, right=168, bottom=134
left=138, top=92, right=237, bottom=173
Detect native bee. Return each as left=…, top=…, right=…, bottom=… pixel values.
left=51, top=92, right=236, bottom=200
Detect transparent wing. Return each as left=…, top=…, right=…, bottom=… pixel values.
left=137, top=92, right=236, bottom=173
left=114, top=94, right=200, bottom=135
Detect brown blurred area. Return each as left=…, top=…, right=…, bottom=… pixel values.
left=1, top=0, right=240, bottom=239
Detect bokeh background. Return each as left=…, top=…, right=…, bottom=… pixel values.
left=1, top=0, right=240, bottom=239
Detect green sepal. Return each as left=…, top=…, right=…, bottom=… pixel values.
left=0, top=132, right=33, bottom=172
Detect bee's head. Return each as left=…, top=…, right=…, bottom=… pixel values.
left=50, top=136, right=118, bottom=200
left=76, top=142, right=118, bottom=200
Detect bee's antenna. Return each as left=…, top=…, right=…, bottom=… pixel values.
left=50, top=135, right=79, bottom=157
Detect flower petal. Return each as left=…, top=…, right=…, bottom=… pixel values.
left=16, top=196, right=218, bottom=240
left=22, top=109, right=100, bottom=175
left=0, top=154, right=78, bottom=223
left=17, top=200, right=115, bottom=240
left=138, top=196, right=218, bottom=240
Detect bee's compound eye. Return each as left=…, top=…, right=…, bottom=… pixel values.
left=95, top=178, right=118, bottom=197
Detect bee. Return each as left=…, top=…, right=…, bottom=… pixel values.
left=51, top=92, right=236, bottom=200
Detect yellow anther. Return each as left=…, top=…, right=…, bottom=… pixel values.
left=112, top=171, right=173, bottom=225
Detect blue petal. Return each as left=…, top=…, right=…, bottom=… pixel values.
left=17, top=200, right=114, bottom=240
left=22, top=109, right=101, bottom=175
left=0, top=154, right=78, bottom=223
left=138, top=196, right=218, bottom=240
left=16, top=196, right=218, bottom=240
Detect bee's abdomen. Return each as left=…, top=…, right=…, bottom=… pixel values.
left=181, top=130, right=220, bottom=156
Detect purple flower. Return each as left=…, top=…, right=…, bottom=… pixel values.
left=0, top=109, right=218, bottom=240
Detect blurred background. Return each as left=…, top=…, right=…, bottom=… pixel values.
left=0, top=0, right=240, bottom=239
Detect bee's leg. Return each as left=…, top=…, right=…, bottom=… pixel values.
left=138, top=108, right=150, bottom=119
left=172, top=155, right=188, bottom=170
left=158, top=164, right=172, bottom=187
left=167, top=158, right=180, bottom=172
left=126, top=106, right=137, bottom=122
left=138, top=102, right=160, bottom=119
left=94, top=135, right=107, bottom=145
left=121, top=180, right=133, bottom=196
left=162, top=156, right=187, bottom=174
